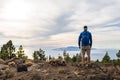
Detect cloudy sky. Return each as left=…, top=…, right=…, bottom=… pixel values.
left=0, top=0, right=120, bottom=52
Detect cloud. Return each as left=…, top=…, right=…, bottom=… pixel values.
left=0, top=0, right=120, bottom=49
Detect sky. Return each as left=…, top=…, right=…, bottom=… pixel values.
left=0, top=0, right=120, bottom=54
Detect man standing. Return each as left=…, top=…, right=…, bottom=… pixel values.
left=78, top=26, right=92, bottom=64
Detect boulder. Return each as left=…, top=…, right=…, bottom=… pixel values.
left=0, top=59, right=5, bottom=64
left=17, top=64, right=27, bottom=72
left=25, top=61, right=33, bottom=67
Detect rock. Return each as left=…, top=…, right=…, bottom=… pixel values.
left=0, top=68, right=14, bottom=79
left=32, top=72, right=44, bottom=80
left=29, top=64, right=38, bottom=71
left=0, top=70, right=3, bottom=75
left=6, top=72, right=14, bottom=78
left=0, top=64, right=9, bottom=70
left=17, top=64, right=27, bottom=72
left=113, top=75, right=120, bottom=80
left=5, top=58, right=25, bottom=65
left=66, top=74, right=79, bottom=80
left=0, top=61, right=120, bottom=80
left=8, top=61, right=16, bottom=67
left=49, top=60, right=66, bottom=66
left=77, top=75, right=85, bottom=80
left=0, top=74, right=6, bottom=80
left=0, top=59, right=5, bottom=64
left=58, top=69, right=70, bottom=74
left=86, top=74, right=96, bottom=80
left=89, top=73, right=111, bottom=80
left=25, top=61, right=33, bottom=67
left=103, top=63, right=113, bottom=67
left=17, top=77, right=25, bottom=80
left=38, top=63, right=45, bottom=68
left=4, top=68, right=14, bottom=78
left=14, top=58, right=25, bottom=64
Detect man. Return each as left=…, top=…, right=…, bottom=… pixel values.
left=78, top=25, right=92, bottom=64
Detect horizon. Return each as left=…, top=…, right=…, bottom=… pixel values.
left=0, top=0, right=120, bottom=55
left=0, top=40, right=119, bottom=60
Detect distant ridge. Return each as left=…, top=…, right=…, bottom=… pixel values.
left=53, top=46, right=97, bottom=51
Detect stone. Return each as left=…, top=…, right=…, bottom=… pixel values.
left=58, top=69, right=70, bottom=74
left=0, top=64, right=9, bottom=70
left=66, top=74, right=79, bottom=80
left=32, top=73, right=44, bottom=80
left=0, top=59, right=5, bottom=64
left=8, top=61, right=16, bottom=67
left=49, top=60, right=66, bottom=66
left=17, top=64, right=27, bottom=72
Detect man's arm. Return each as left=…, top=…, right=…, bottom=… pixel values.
left=89, top=33, right=92, bottom=47
left=78, top=33, right=82, bottom=48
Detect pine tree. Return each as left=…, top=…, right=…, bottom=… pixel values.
left=38, top=49, right=46, bottom=61
left=96, top=59, right=100, bottom=63
left=49, top=55, right=52, bottom=60
left=64, top=53, right=72, bottom=63
left=6, top=40, right=15, bottom=58
left=16, top=45, right=27, bottom=59
left=76, top=53, right=82, bottom=62
left=0, top=40, right=15, bottom=60
left=58, top=55, right=63, bottom=61
left=72, top=55, right=77, bottom=62
left=72, top=53, right=81, bottom=63
left=33, top=51, right=39, bottom=61
left=102, top=52, right=111, bottom=64
left=32, top=49, right=46, bottom=61
left=116, top=50, right=120, bottom=59
left=63, top=50, right=67, bottom=58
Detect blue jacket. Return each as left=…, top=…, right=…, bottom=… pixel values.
left=78, top=30, right=92, bottom=47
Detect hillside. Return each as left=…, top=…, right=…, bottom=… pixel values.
left=0, top=58, right=120, bottom=80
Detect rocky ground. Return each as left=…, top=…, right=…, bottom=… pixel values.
left=0, top=58, right=120, bottom=80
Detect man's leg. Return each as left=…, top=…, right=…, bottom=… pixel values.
left=81, top=47, right=85, bottom=64
left=86, top=46, right=91, bottom=64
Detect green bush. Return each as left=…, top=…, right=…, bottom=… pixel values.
left=102, top=52, right=111, bottom=64
left=33, top=49, right=46, bottom=62
left=0, top=40, right=15, bottom=60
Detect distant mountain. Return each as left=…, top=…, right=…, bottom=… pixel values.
left=53, top=46, right=97, bottom=51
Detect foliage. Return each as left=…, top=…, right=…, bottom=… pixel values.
left=102, top=52, right=111, bottom=64
left=64, top=53, right=72, bottom=63
left=0, top=40, right=15, bottom=60
left=116, top=50, right=120, bottom=59
left=49, top=55, right=52, bottom=60
left=58, top=55, right=63, bottom=61
left=16, top=45, right=28, bottom=59
left=96, top=59, right=100, bottom=63
left=72, top=55, right=77, bottom=62
left=111, top=59, right=120, bottom=66
left=49, top=56, right=55, bottom=61
left=72, top=53, right=81, bottom=63
left=63, top=50, right=67, bottom=57
left=33, top=49, right=46, bottom=61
